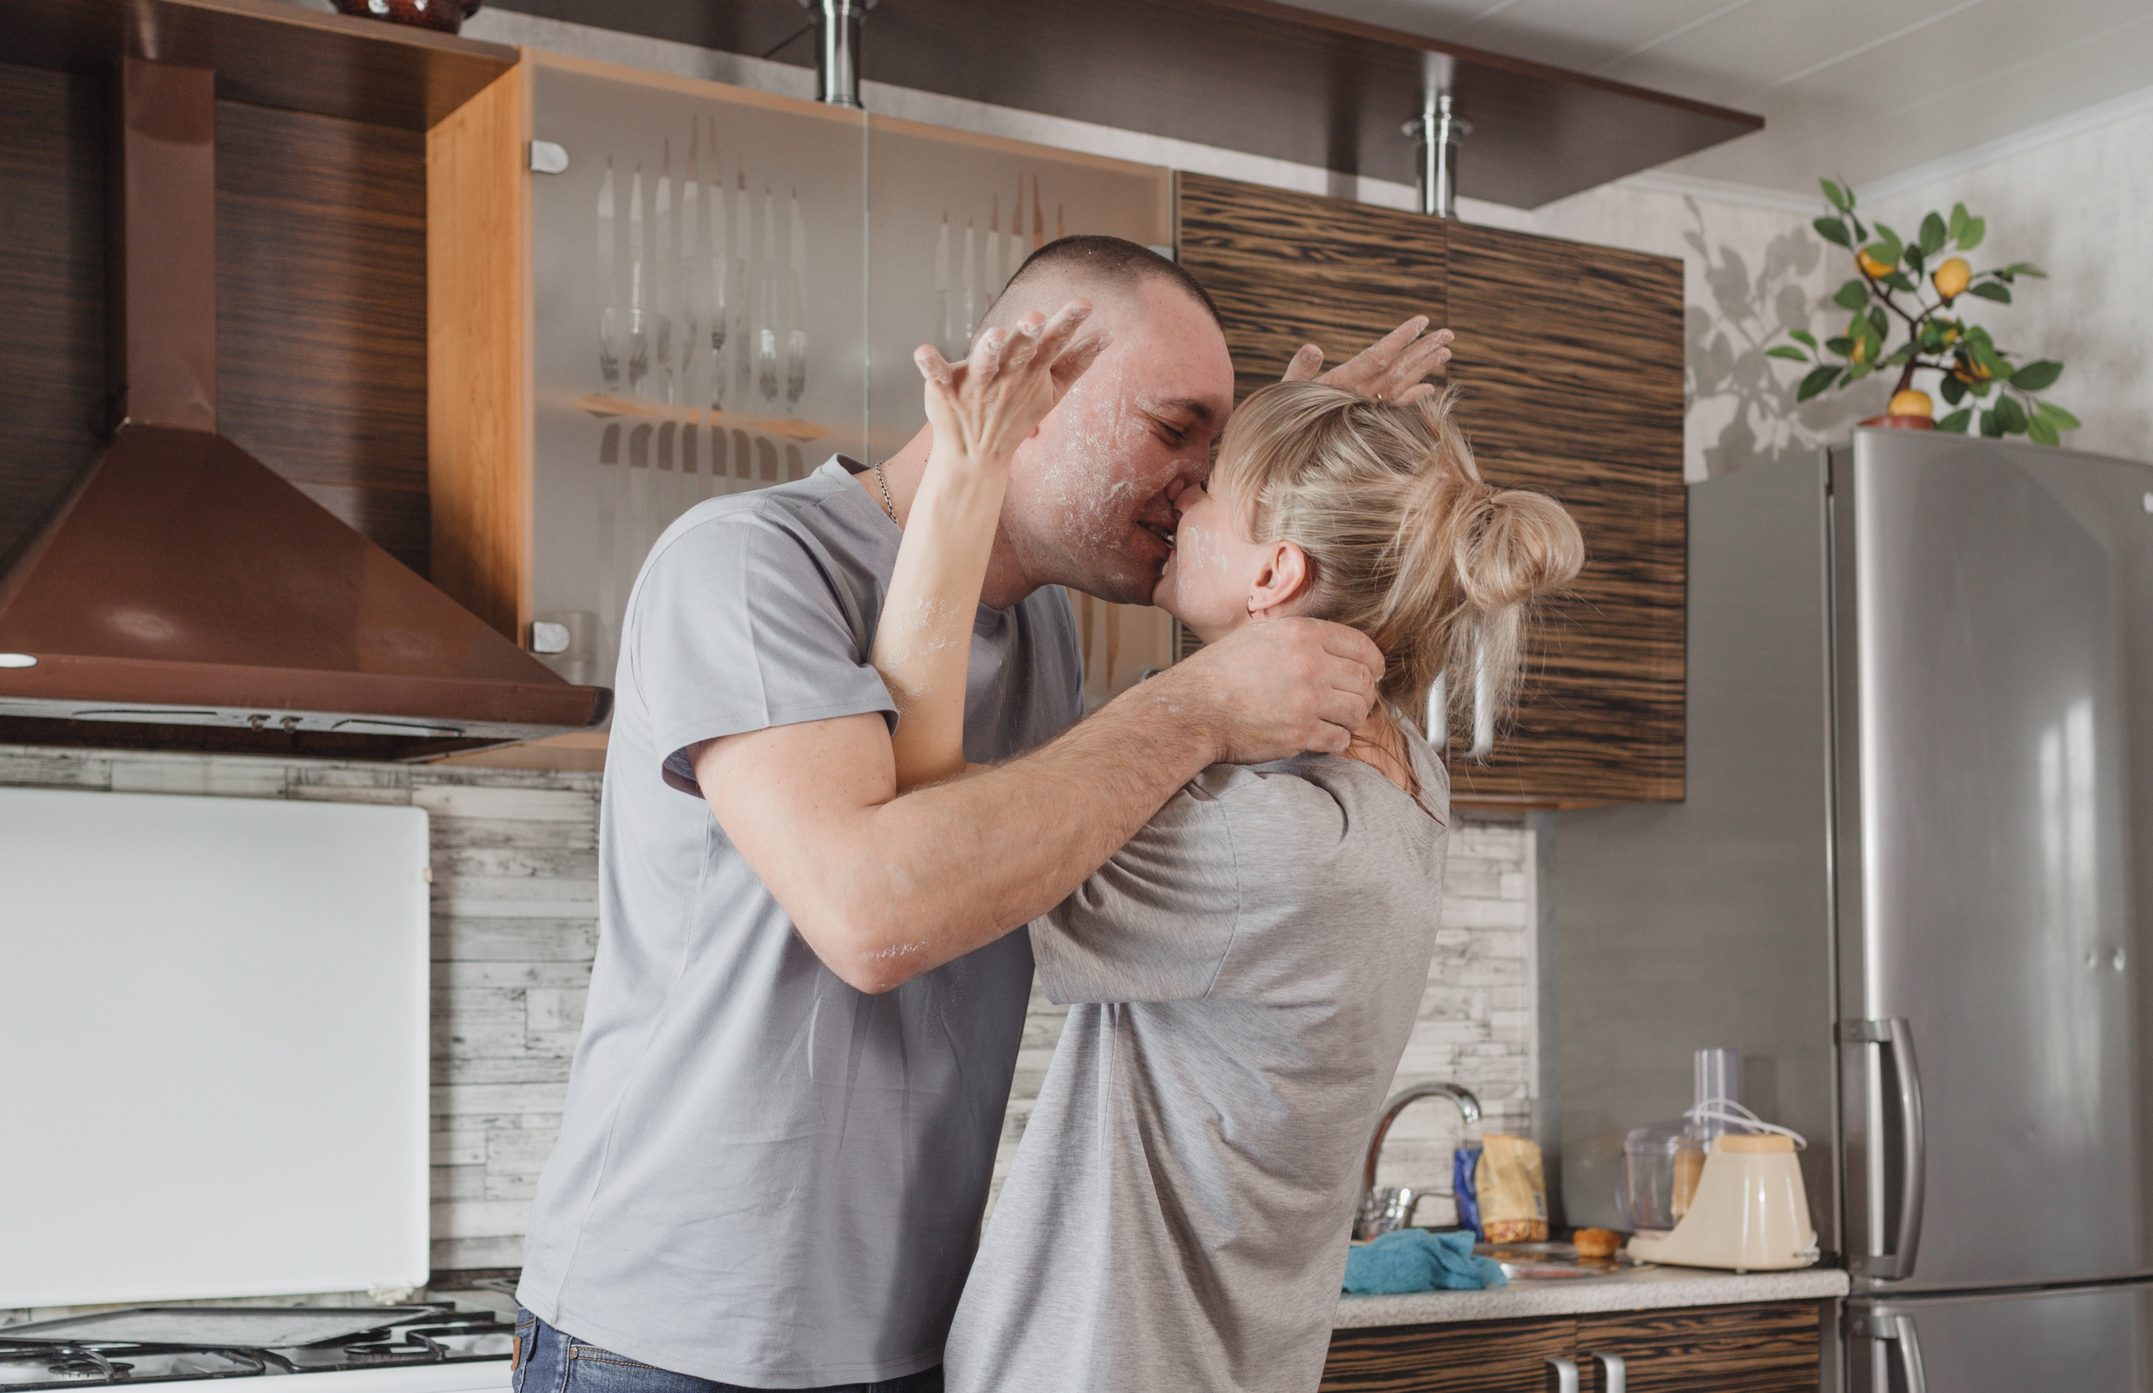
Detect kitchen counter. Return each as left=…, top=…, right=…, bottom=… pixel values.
left=1333, top=1264, right=1850, bottom=1328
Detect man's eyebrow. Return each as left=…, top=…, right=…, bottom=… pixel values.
left=1144, top=396, right=1218, bottom=425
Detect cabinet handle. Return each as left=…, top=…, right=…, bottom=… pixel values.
left=1585, top=1351, right=1627, bottom=1393
left=1544, top=1355, right=1580, bottom=1393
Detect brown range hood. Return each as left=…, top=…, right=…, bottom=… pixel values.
left=0, top=56, right=610, bottom=762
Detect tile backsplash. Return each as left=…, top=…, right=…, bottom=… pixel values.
left=2, top=743, right=1535, bottom=1313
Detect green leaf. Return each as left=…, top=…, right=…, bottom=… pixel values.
left=1882, top=271, right=1919, bottom=292
left=1790, top=328, right=1819, bottom=350
left=1959, top=216, right=1986, bottom=251
left=1834, top=279, right=1869, bottom=310
left=1919, top=212, right=1948, bottom=255
left=1979, top=409, right=2005, bottom=438
left=1796, top=365, right=1841, bottom=402
left=1966, top=281, right=2012, bottom=303
left=1826, top=335, right=1854, bottom=357
left=1949, top=202, right=1969, bottom=243
left=1874, top=222, right=1904, bottom=260
left=2010, top=360, right=2063, bottom=391
left=2027, top=417, right=2060, bottom=446
left=1994, top=395, right=2029, bottom=433
left=1851, top=215, right=1869, bottom=242
left=2002, top=261, right=2046, bottom=279
left=1971, top=378, right=1994, bottom=398
left=1867, top=306, right=1890, bottom=340
left=1905, top=246, right=1925, bottom=275
left=1767, top=345, right=1811, bottom=362
left=1940, top=372, right=1967, bottom=405
left=1938, top=408, right=1973, bottom=433
left=2036, top=402, right=2083, bottom=430
left=1821, top=178, right=1850, bottom=212
left=1814, top=217, right=1852, bottom=248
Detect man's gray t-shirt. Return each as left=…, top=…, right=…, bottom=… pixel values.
left=944, top=736, right=1450, bottom=1393
left=517, top=457, right=1083, bottom=1389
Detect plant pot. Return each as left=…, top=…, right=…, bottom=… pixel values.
left=1859, top=413, right=1935, bottom=430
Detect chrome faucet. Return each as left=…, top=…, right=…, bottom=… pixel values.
left=1355, top=1081, right=1483, bottom=1240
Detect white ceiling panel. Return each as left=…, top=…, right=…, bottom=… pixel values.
left=1280, top=0, right=2153, bottom=194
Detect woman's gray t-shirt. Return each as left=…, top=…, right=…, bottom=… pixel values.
left=944, top=734, right=1451, bottom=1393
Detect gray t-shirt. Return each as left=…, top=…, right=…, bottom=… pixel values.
left=517, top=458, right=1084, bottom=1389
left=944, top=737, right=1451, bottom=1393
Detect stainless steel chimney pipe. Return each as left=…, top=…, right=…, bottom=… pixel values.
left=802, top=0, right=875, bottom=109
left=1403, top=93, right=1470, bottom=218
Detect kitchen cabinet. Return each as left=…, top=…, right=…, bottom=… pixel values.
left=1322, top=1301, right=1824, bottom=1391
left=1175, top=173, right=1687, bottom=807
left=429, top=52, right=1179, bottom=768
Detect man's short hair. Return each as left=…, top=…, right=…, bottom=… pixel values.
left=986, top=234, right=1223, bottom=330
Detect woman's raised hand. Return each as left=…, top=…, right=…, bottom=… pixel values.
left=913, top=299, right=1107, bottom=473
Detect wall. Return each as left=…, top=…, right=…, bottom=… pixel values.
left=1857, top=93, right=2153, bottom=462
left=0, top=743, right=1533, bottom=1314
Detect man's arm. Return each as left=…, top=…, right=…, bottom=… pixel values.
left=692, top=616, right=1380, bottom=994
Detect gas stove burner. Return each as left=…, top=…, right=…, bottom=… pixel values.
left=0, top=1301, right=512, bottom=1390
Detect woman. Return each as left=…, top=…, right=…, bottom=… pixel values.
left=872, top=302, right=1584, bottom=1393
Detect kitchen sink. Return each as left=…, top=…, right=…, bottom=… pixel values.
left=1478, top=1241, right=1653, bottom=1282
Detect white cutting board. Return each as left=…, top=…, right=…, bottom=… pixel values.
left=0, top=786, right=431, bottom=1308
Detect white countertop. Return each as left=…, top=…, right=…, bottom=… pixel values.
left=1334, top=1264, right=1851, bottom=1328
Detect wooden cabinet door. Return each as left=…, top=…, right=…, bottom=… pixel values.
left=1175, top=173, right=1686, bottom=806
left=1571, top=1303, right=1824, bottom=1392
left=1174, top=171, right=1448, bottom=404
left=1442, top=222, right=1687, bottom=805
left=1322, top=1316, right=1579, bottom=1393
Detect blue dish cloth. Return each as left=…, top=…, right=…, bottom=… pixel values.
left=1343, top=1228, right=1510, bottom=1295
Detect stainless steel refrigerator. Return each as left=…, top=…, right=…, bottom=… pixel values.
left=1546, top=429, right=2153, bottom=1392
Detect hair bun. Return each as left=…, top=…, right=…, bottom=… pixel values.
left=1453, top=486, right=1585, bottom=613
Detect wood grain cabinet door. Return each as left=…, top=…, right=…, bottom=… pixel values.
left=1322, top=1316, right=1580, bottom=1392
left=1440, top=222, right=1687, bottom=806
left=1174, top=173, right=1687, bottom=807
left=1570, top=1303, right=1824, bottom=1392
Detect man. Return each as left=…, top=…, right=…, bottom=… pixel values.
left=514, top=236, right=1453, bottom=1393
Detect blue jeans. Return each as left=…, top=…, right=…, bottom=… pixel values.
left=512, top=1309, right=943, bottom=1393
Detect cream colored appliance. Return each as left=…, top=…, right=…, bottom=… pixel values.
left=1625, top=1134, right=1819, bottom=1273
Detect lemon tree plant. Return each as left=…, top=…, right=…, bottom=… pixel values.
left=1774, top=179, right=2078, bottom=443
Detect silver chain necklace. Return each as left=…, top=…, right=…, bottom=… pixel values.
left=871, top=462, right=899, bottom=525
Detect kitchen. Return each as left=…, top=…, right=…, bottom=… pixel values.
left=2, top=0, right=2150, bottom=1390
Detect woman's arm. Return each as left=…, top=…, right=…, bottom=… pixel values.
left=871, top=300, right=1104, bottom=790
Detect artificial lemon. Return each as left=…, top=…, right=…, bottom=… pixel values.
left=1857, top=249, right=1894, bottom=278
left=1850, top=339, right=1869, bottom=364
left=1888, top=389, right=1934, bottom=418
left=1933, top=258, right=1971, bottom=299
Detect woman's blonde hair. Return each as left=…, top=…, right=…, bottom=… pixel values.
left=1212, top=380, right=1585, bottom=741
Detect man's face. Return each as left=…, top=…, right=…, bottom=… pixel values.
left=1001, top=281, right=1236, bottom=605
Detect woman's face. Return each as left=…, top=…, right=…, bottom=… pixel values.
left=1152, top=473, right=1276, bottom=643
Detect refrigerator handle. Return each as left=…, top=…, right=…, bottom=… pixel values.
left=1840, top=1016, right=1927, bottom=1280
left=1848, top=1309, right=1927, bottom=1393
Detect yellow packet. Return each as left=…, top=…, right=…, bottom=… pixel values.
left=1475, top=1133, right=1549, bottom=1243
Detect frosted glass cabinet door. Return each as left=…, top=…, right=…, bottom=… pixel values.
left=864, top=116, right=1175, bottom=711
left=528, top=59, right=869, bottom=688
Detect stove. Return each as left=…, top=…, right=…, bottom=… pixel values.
left=0, top=1306, right=512, bottom=1393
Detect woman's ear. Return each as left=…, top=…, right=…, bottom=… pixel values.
left=1248, top=541, right=1314, bottom=618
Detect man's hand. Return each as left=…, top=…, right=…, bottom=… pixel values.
left=1282, top=315, right=1455, bottom=405
left=1155, top=617, right=1385, bottom=764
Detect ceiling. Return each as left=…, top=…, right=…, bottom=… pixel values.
left=1280, top=0, right=2153, bottom=197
